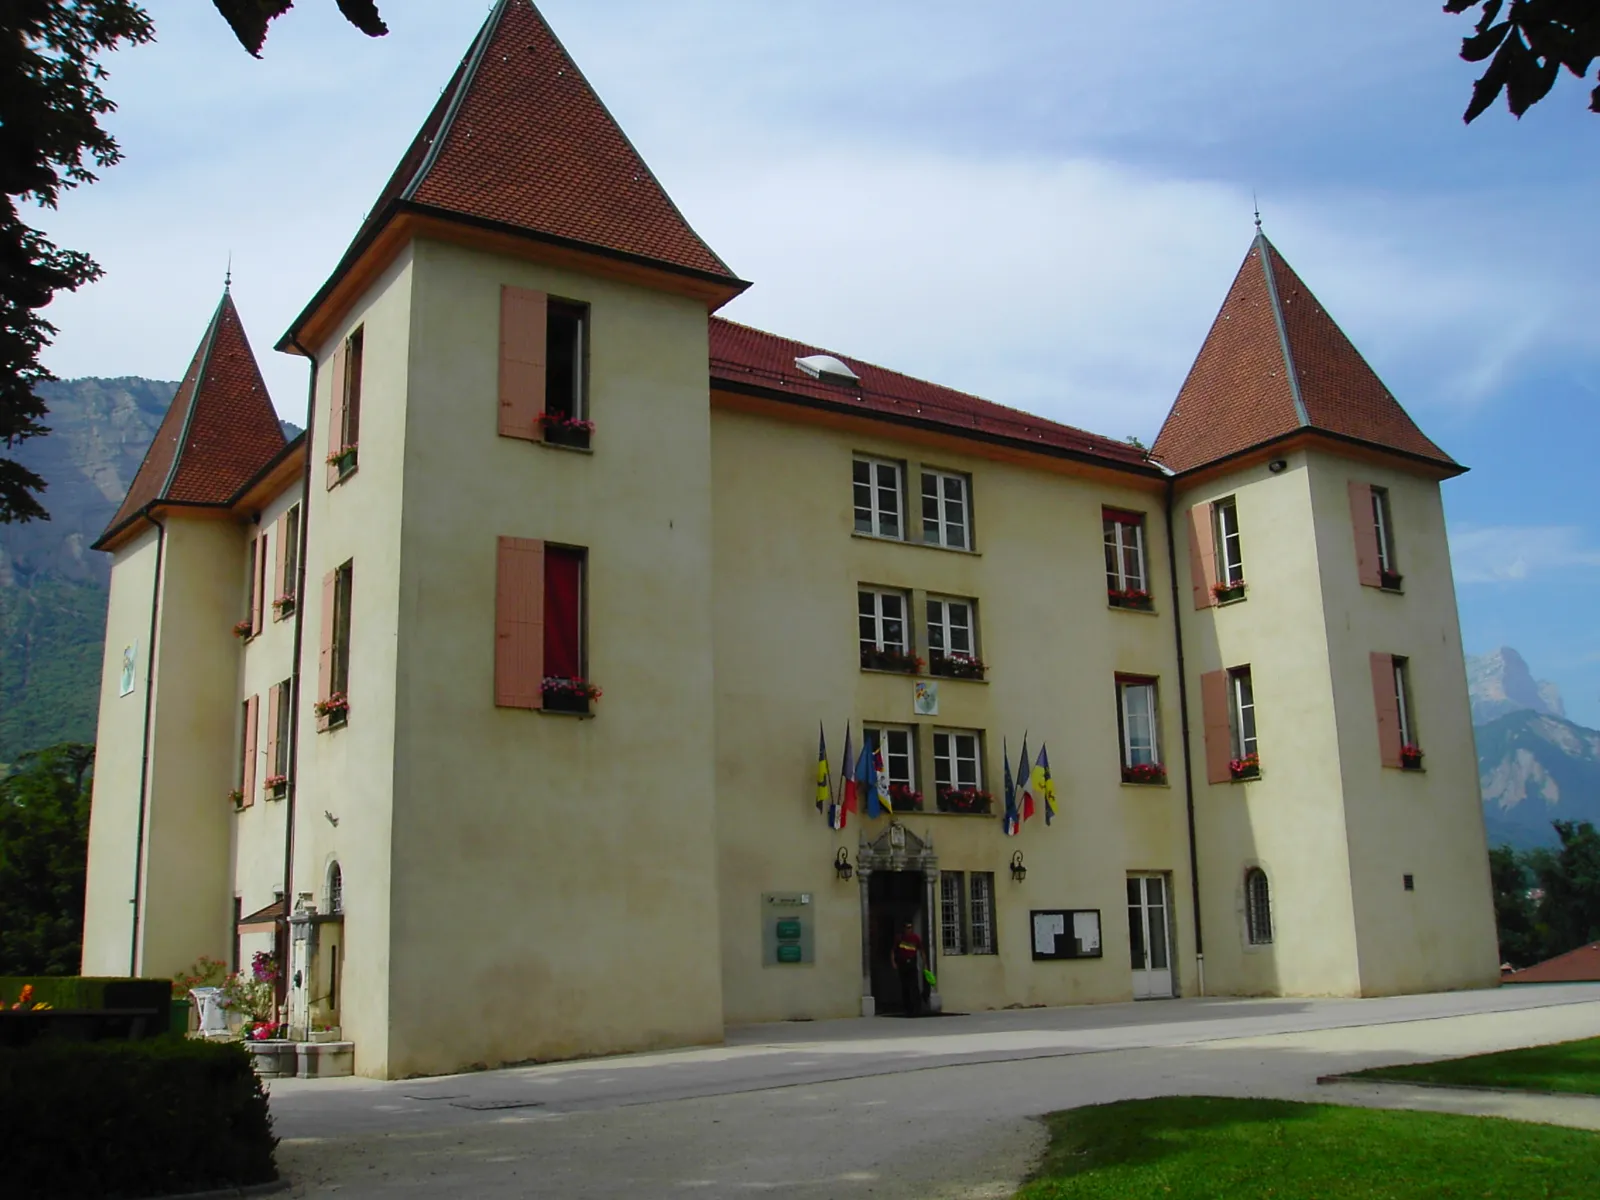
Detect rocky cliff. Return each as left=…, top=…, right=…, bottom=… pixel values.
left=1466, top=646, right=1566, bottom=725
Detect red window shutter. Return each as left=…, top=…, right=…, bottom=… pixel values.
left=1188, top=503, right=1217, bottom=609
left=317, top=569, right=337, bottom=730
left=544, top=547, right=583, bottom=681
left=499, top=286, right=547, bottom=440
left=326, top=340, right=348, bottom=489
left=495, top=536, right=545, bottom=709
left=263, top=685, right=280, bottom=791
left=1370, top=652, right=1404, bottom=767
left=1200, top=670, right=1233, bottom=784
left=1348, top=482, right=1382, bottom=587
left=241, top=695, right=259, bottom=808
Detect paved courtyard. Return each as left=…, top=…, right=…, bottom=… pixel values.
left=270, top=984, right=1600, bottom=1197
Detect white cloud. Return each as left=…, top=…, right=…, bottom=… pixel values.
left=1449, top=525, right=1600, bottom=583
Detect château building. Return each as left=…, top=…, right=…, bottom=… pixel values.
left=80, top=0, right=1499, bottom=1079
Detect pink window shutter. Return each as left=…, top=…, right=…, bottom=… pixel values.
left=241, top=695, right=259, bottom=808
left=326, top=340, right=348, bottom=489
left=317, top=569, right=337, bottom=731
left=495, top=536, right=545, bottom=709
left=1200, top=670, right=1233, bottom=784
left=1348, top=482, right=1382, bottom=587
left=499, top=286, right=547, bottom=441
left=263, top=685, right=280, bottom=793
left=1188, top=503, right=1217, bottom=609
left=1370, top=652, right=1404, bottom=767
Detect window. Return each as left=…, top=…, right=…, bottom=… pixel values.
left=940, top=870, right=996, bottom=956
left=279, top=506, right=300, bottom=613
left=272, top=680, right=291, bottom=778
left=853, top=457, right=903, bottom=539
left=544, top=546, right=585, bottom=682
left=1103, top=509, right=1149, bottom=605
left=859, top=588, right=915, bottom=671
left=331, top=562, right=353, bottom=697
left=934, top=728, right=983, bottom=801
left=244, top=536, right=261, bottom=636
left=1213, top=497, right=1244, bottom=586
left=1371, top=486, right=1395, bottom=574
left=921, top=469, right=970, bottom=549
left=926, top=596, right=981, bottom=677
left=326, top=862, right=344, bottom=916
left=545, top=301, right=587, bottom=422
left=1393, top=657, right=1414, bottom=748
left=1229, top=667, right=1257, bottom=760
left=940, top=872, right=967, bottom=956
left=328, top=327, right=363, bottom=484
left=969, top=872, right=996, bottom=954
left=1245, top=868, right=1272, bottom=945
left=1117, top=678, right=1164, bottom=783
left=864, top=725, right=918, bottom=809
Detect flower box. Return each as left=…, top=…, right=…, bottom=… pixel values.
left=888, top=783, right=924, bottom=812
left=227, top=788, right=245, bottom=809
left=1229, top=753, right=1261, bottom=781
left=265, top=774, right=289, bottom=798
left=326, top=444, right=358, bottom=474
left=930, top=652, right=986, bottom=680
left=1212, top=580, right=1246, bottom=604
left=272, top=593, right=296, bottom=617
left=1400, top=744, right=1424, bottom=771
left=232, top=620, right=253, bottom=640
left=540, top=413, right=594, bottom=449
left=1379, top=569, right=1404, bottom=592
left=313, top=693, right=349, bottom=727
left=937, top=787, right=993, bottom=814
left=1122, top=762, right=1167, bottom=785
left=860, top=646, right=924, bottom=674
left=1108, top=589, right=1154, bottom=612
left=542, top=677, right=601, bottom=713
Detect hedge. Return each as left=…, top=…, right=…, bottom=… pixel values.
left=0, top=1037, right=278, bottom=1198
left=0, top=976, right=172, bottom=1047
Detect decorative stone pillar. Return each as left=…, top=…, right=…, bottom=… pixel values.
left=287, top=898, right=318, bottom=1041
left=857, top=856, right=875, bottom=1017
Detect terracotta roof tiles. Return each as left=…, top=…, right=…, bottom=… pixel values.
left=1503, top=942, right=1600, bottom=985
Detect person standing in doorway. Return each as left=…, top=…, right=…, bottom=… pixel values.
left=893, top=922, right=925, bottom=1016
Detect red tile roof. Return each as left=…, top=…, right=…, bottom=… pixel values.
left=1152, top=235, right=1458, bottom=475
left=97, top=291, right=286, bottom=548
left=1503, top=942, right=1600, bottom=985
left=709, top=318, right=1155, bottom=470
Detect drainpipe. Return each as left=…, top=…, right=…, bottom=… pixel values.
left=1164, top=478, right=1206, bottom=996
left=281, top=338, right=319, bottom=943
left=130, top=509, right=167, bottom=975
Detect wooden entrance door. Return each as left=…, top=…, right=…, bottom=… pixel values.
left=1127, top=874, right=1174, bottom=999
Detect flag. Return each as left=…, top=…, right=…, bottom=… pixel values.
left=1017, top=735, right=1036, bottom=823
left=860, top=740, right=882, bottom=819
left=1002, top=737, right=1020, bottom=837
left=835, top=726, right=855, bottom=829
left=816, top=724, right=832, bottom=814
left=1035, top=743, right=1058, bottom=825
left=873, top=737, right=893, bottom=814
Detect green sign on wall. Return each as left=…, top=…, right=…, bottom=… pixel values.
left=761, top=892, right=815, bottom=966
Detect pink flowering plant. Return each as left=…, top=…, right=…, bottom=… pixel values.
left=542, top=677, right=602, bottom=701
left=1400, top=743, right=1424, bottom=769
left=1108, top=588, right=1154, bottom=611
left=1122, top=761, right=1167, bottom=785
left=539, top=412, right=595, bottom=434
left=314, top=692, right=350, bottom=722
left=232, top=620, right=253, bottom=639
left=220, top=952, right=280, bottom=1037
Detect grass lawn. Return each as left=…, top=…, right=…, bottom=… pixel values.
left=1349, top=1036, right=1600, bottom=1096
left=1014, top=1096, right=1600, bottom=1199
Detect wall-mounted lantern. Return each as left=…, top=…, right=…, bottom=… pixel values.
left=1009, top=851, right=1027, bottom=883
left=834, top=847, right=854, bottom=882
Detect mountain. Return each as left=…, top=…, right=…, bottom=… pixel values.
left=0, top=376, right=298, bottom=765
left=1466, top=647, right=1566, bottom=725
left=1478, top=709, right=1600, bottom=850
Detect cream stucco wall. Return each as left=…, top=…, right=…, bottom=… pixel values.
left=377, top=238, right=724, bottom=1077
left=711, top=403, right=1193, bottom=1023
left=82, top=525, right=161, bottom=975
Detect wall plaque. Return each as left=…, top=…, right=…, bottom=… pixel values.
left=1030, top=909, right=1103, bottom=961
left=761, top=892, right=814, bottom=966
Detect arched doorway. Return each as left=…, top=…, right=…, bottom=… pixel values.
left=856, top=821, right=940, bottom=1016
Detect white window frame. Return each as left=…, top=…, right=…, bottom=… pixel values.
left=1213, top=497, right=1244, bottom=585
left=1230, top=667, right=1257, bottom=759
left=926, top=596, right=976, bottom=663
left=969, top=872, right=997, bottom=955
left=1371, top=487, right=1395, bottom=574
left=933, top=729, right=982, bottom=794
left=1118, top=679, right=1160, bottom=768
left=1245, top=868, right=1272, bottom=945
left=940, top=871, right=967, bottom=956
left=1103, top=511, right=1147, bottom=593
left=1393, top=657, right=1414, bottom=747
left=863, top=725, right=916, bottom=791
left=858, top=587, right=910, bottom=654
left=546, top=299, right=589, bottom=421
left=273, top=679, right=292, bottom=776
left=853, top=456, right=903, bottom=540
left=921, top=468, right=971, bottom=550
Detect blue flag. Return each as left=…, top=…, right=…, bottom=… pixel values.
left=858, top=741, right=881, bottom=819
left=1002, top=737, right=1020, bottom=837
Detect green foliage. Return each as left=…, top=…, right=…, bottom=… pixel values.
left=1487, top=844, right=1541, bottom=966
left=0, top=1037, right=277, bottom=1198
left=1352, top=1035, right=1600, bottom=1096
left=1447, top=0, right=1600, bottom=122
left=0, top=975, right=166, bottom=1013
left=1490, top=819, right=1600, bottom=969
left=0, top=578, right=108, bottom=763
left=211, top=1, right=388, bottom=57
left=0, top=743, right=93, bottom=975
left=1017, top=1096, right=1600, bottom=1199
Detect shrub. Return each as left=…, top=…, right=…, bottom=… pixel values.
left=0, top=1037, right=277, bottom=1197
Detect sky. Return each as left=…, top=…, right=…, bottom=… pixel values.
left=31, top=0, right=1600, bottom=725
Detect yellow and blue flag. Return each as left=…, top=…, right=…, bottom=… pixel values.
left=816, top=723, right=833, bottom=815
left=1035, top=743, right=1058, bottom=825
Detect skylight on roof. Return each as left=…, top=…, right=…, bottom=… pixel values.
left=795, top=354, right=859, bottom=386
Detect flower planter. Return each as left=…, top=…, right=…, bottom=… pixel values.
left=1401, top=745, right=1424, bottom=771
left=326, top=446, right=358, bottom=475
left=936, top=788, right=993, bottom=814
left=1379, top=569, right=1404, bottom=592
left=273, top=596, right=296, bottom=618
left=245, top=1039, right=297, bottom=1078
left=232, top=621, right=253, bottom=640
left=542, top=689, right=590, bottom=714
left=860, top=647, right=923, bottom=674
left=1230, top=763, right=1261, bottom=781
left=929, top=653, right=986, bottom=680
left=1213, top=582, right=1246, bottom=604
left=1108, top=591, right=1154, bottom=612
left=542, top=421, right=592, bottom=450
left=1122, top=764, right=1167, bottom=785
left=888, top=785, right=923, bottom=812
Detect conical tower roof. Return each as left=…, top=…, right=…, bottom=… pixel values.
left=97, top=289, right=286, bottom=548
left=1153, top=234, right=1458, bottom=475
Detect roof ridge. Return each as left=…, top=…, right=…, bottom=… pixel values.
left=157, top=291, right=228, bottom=498
left=1257, top=234, right=1310, bottom=429
left=398, top=0, right=504, bottom=204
